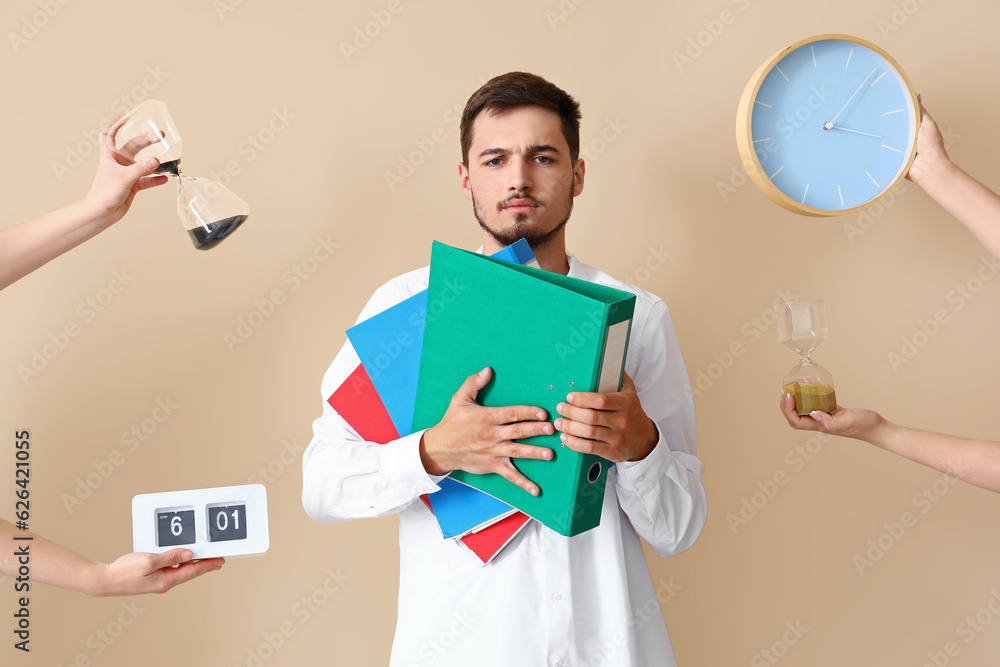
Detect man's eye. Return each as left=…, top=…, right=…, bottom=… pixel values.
left=534, top=155, right=553, bottom=164
left=485, top=158, right=503, bottom=167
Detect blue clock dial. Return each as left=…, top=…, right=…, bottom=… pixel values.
left=749, top=38, right=917, bottom=212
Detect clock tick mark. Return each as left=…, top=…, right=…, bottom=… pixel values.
left=753, top=137, right=772, bottom=143
left=838, top=185, right=844, bottom=207
left=768, top=166, right=784, bottom=180
left=811, top=45, right=817, bottom=68
left=845, top=47, right=854, bottom=69
left=755, top=101, right=773, bottom=109
left=775, top=66, right=789, bottom=82
left=881, top=144, right=902, bottom=153
left=865, top=171, right=881, bottom=189
left=884, top=109, right=904, bottom=115
left=870, top=71, right=887, bottom=87
left=801, top=183, right=810, bottom=204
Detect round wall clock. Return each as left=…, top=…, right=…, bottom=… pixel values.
left=736, top=34, right=919, bottom=217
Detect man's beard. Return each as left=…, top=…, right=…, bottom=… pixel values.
left=471, top=182, right=574, bottom=251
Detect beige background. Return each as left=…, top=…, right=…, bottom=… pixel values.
left=1, top=0, right=999, bottom=665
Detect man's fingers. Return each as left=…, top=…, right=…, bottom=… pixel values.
left=136, top=173, right=169, bottom=192
left=493, top=458, right=540, bottom=496
left=504, top=442, right=553, bottom=461
left=487, top=403, right=547, bottom=425
left=495, top=418, right=553, bottom=442
left=453, top=367, right=493, bottom=404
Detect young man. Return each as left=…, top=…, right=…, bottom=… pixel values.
left=303, top=72, right=706, bottom=666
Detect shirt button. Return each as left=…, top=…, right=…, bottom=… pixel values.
left=637, top=474, right=646, bottom=482
left=552, top=593, right=562, bottom=601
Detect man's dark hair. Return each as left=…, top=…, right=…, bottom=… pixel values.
left=460, top=72, right=582, bottom=166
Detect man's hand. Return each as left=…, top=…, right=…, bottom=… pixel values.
left=420, top=367, right=555, bottom=496
left=90, top=549, right=224, bottom=597
left=554, top=373, right=658, bottom=463
left=779, top=392, right=884, bottom=441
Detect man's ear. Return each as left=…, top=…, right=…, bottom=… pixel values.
left=573, top=158, right=585, bottom=197
left=459, top=162, right=473, bottom=201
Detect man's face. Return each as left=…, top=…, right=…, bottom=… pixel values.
left=459, top=105, right=585, bottom=250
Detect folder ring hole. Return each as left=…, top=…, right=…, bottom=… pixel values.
left=570, top=382, right=575, bottom=387
left=587, top=462, right=602, bottom=484
left=549, top=384, right=554, bottom=390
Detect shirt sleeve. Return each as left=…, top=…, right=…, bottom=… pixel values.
left=613, top=299, right=707, bottom=557
left=301, top=283, right=444, bottom=524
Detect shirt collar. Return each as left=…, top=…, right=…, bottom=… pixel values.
left=474, top=246, right=583, bottom=279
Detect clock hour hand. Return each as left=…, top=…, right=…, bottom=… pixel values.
left=828, top=66, right=878, bottom=126
left=822, top=123, right=882, bottom=139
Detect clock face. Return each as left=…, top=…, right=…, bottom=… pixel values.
left=741, top=35, right=918, bottom=215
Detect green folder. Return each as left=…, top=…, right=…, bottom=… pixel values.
left=412, top=242, right=636, bottom=537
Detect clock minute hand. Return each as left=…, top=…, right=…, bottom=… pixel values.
left=826, top=124, right=882, bottom=139
left=828, top=66, right=878, bottom=125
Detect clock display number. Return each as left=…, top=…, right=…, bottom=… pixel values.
left=156, top=509, right=195, bottom=546
left=208, top=504, right=248, bottom=542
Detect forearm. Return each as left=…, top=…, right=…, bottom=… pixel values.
left=0, top=520, right=106, bottom=596
left=0, top=198, right=112, bottom=290
left=864, top=420, right=1000, bottom=492
left=913, top=159, right=1000, bottom=258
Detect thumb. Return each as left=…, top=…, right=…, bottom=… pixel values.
left=620, top=372, right=636, bottom=393
left=455, top=367, right=492, bottom=404
left=151, top=548, right=193, bottom=570
left=129, top=157, right=161, bottom=182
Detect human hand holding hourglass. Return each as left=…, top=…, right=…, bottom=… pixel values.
left=107, top=101, right=249, bottom=250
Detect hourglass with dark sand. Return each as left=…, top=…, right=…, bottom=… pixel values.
left=108, top=101, right=249, bottom=250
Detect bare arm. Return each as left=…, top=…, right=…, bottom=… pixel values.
left=908, top=101, right=1000, bottom=258
left=0, top=519, right=223, bottom=596
left=780, top=393, right=1000, bottom=493
left=0, top=118, right=167, bottom=290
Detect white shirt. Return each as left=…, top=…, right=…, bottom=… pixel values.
left=302, top=253, right=707, bottom=667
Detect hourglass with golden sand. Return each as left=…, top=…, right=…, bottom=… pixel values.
left=777, top=299, right=838, bottom=415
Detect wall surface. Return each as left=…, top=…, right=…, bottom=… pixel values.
left=2, top=0, right=999, bottom=665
